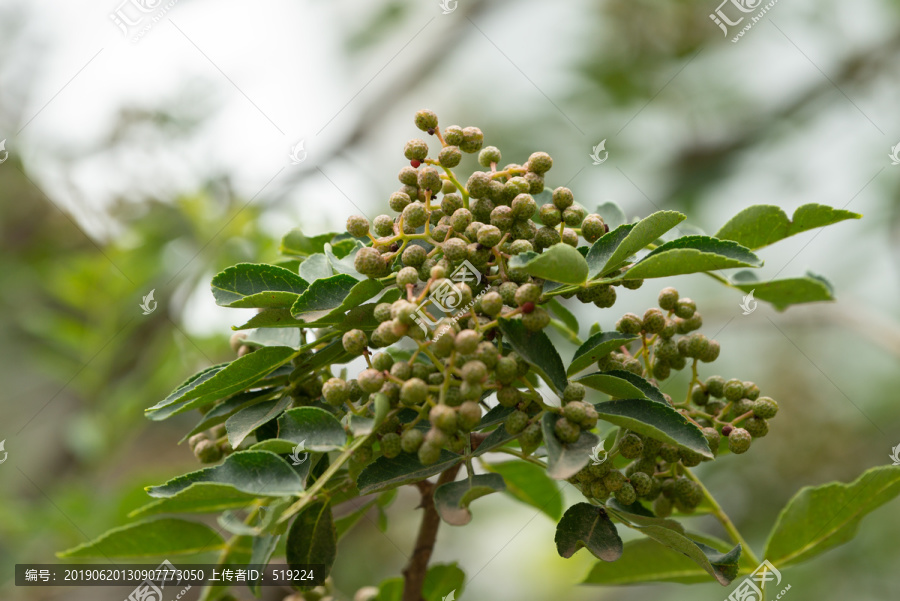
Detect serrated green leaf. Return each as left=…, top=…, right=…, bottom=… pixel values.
left=624, top=236, right=762, bottom=279
left=546, top=297, right=579, bottom=334
left=555, top=503, right=623, bottom=561
left=147, top=346, right=295, bottom=420
left=211, top=263, right=309, bottom=308
left=225, top=396, right=292, bottom=448
left=129, top=482, right=265, bottom=518
left=484, top=460, right=563, bottom=520
left=577, top=370, right=667, bottom=404
left=586, top=224, right=634, bottom=279
left=299, top=253, right=333, bottom=282
left=497, top=318, right=568, bottom=395
left=422, top=563, right=465, bottom=601
left=252, top=406, right=348, bottom=454
left=596, top=201, right=627, bottom=230
left=598, top=211, right=686, bottom=275
left=764, top=466, right=900, bottom=567
left=593, top=399, right=712, bottom=458
left=541, top=413, right=600, bottom=480
left=568, top=332, right=639, bottom=376
left=357, top=451, right=463, bottom=495
left=715, top=203, right=861, bottom=250
left=286, top=501, right=336, bottom=580
left=147, top=450, right=305, bottom=498
left=58, top=518, right=224, bottom=558
left=508, top=243, right=589, bottom=284
left=181, top=389, right=274, bottom=442
left=290, top=274, right=383, bottom=323
left=434, top=473, right=505, bottom=526
left=325, top=241, right=366, bottom=280
left=732, top=275, right=835, bottom=311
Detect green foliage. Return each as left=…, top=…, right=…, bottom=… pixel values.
left=65, top=111, right=887, bottom=601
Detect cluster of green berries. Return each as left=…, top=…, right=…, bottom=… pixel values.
left=188, top=424, right=229, bottom=464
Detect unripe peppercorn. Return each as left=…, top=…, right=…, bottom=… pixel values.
left=593, top=285, right=617, bottom=308
left=619, top=433, right=644, bottom=459
left=396, top=266, right=419, bottom=288
left=692, top=386, right=710, bottom=406
left=657, top=287, right=679, bottom=311
left=441, top=237, right=467, bottom=263
left=752, top=396, right=779, bottom=419
left=457, top=401, right=482, bottom=431
left=590, top=480, right=610, bottom=500
left=561, top=228, right=579, bottom=247
left=728, top=428, right=752, bottom=454
left=655, top=339, right=679, bottom=363
left=505, top=410, right=529, bottom=435
left=534, top=226, right=561, bottom=250
left=400, top=428, right=425, bottom=454
left=705, top=375, right=726, bottom=398
left=194, top=439, right=222, bottom=464
left=616, top=313, right=643, bottom=335
left=342, top=329, right=368, bottom=355
left=702, top=426, right=721, bottom=456
left=539, top=203, right=562, bottom=228
left=400, top=378, right=427, bottom=406
left=514, top=283, right=542, bottom=307
left=743, top=381, right=761, bottom=401
left=615, top=482, right=637, bottom=505
left=404, top=139, right=429, bottom=161
left=603, top=469, right=625, bottom=492
left=402, top=202, right=428, bottom=228
left=188, top=433, right=207, bottom=449
left=322, top=377, right=350, bottom=406
left=527, top=151, right=553, bottom=174
left=563, top=382, right=586, bottom=403
left=346, top=215, right=370, bottom=237
left=511, top=194, right=537, bottom=220
left=581, top=215, right=607, bottom=242
left=630, top=472, right=653, bottom=496
left=525, top=171, right=544, bottom=194
left=461, top=360, right=487, bottom=384
left=430, top=404, right=458, bottom=434
left=414, top=109, right=438, bottom=131
left=417, top=166, right=441, bottom=193
left=358, top=369, right=385, bottom=394
left=355, top=246, right=387, bottom=277
left=438, top=145, right=462, bottom=168
left=743, top=416, right=769, bottom=438
left=480, top=291, right=503, bottom=317
left=674, top=297, right=697, bottom=319
left=554, top=417, right=581, bottom=443
left=490, top=205, right=514, bottom=231
left=496, top=386, right=521, bottom=408
left=642, top=308, right=666, bottom=334
left=563, top=205, right=586, bottom=227
left=723, top=378, right=745, bottom=402
left=478, top=146, right=502, bottom=167
left=477, top=224, right=502, bottom=247
left=389, top=191, right=412, bottom=213
left=442, top=124, right=464, bottom=146
left=460, top=126, right=484, bottom=153
left=455, top=329, right=481, bottom=354
left=418, top=440, right=442, bottom=465
left=562, top=401, right=588, bottom=425
left=552, top=187, right=574, bottom=210
left=700, top=339, right=720, bottom=363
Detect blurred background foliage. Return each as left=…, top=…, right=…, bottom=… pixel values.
left=1, top=0, right=899, bottom=600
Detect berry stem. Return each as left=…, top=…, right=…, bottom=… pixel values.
left=683, top=468, right=761, bottom=567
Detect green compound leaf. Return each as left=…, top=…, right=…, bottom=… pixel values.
left=715, top=203, right=861, bottom=250
left=433, top=473, right=506, bottom=526
left=251, top=406, right=348, bottom=454
left=567, top=331, right=639, bottom=376
left=507, top=243, right=589, bottom=285
left=286, top=501, right=336, bottom=580
left=623, top=235, right=762, bottom=279
left=554, top=503, right=623, bottom=561
left=290, top=274, right=383, bottom=323
left=731, top=272, right=835, bottom=311
left=484, top=460, right=563, bottom=520
left=58, top=518, right=224, bottom=558
left=146, top=346, right=295, bottom=420
left=497, top=317, right=568, bottom=395
left=211, top=263, right=309, bottom=309
left=597, top=210, right=686, bottom=276
left=225, top=396, right=292, bottom=448
left=577, top=369, right=667, bottom=404
left=541, top=413, right=600, bottom=480
left=129, top=482, right=266, bottom=518
left=592, top=399, right=712, bottom=458
left=764, top=465, right=900, bottom=568
left=357, top=450, right=463, bottom=495
left=146, top=450, right=306, bottom=498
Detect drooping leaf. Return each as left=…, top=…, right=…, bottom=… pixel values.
left=554, top=503, right=623, bottom=561
left=577, top=370, right=667, bottom=404
left=286, top=501, right=337, bottom=580
left=129, top=482, right=266, bottom=518
left=546, top=297, right=579, bottom=334
left=181, top=389, right=274, bottom=442
left=497, top=318, right=568, bottom=395
left=541, top=413, right=600, bottom=480
left=211, top=263, right=309, bottom=308
left=764, top=466, right=900, bottom=567
left=225, top=396, right=292, bottom=448
left=508, top=243, right=589, bottom=285
left=624, top=236, right=762, bottom=279
left=146, top=450, right=306, bottom=498
left=715, top=203, right=861, bottom=250
left=597, top=211, right=686, bottom=276
left=434, top=473, right=506, bottom=526
left=58, top=518, right=224, bottom=558
left=567, top=332, right=639, bottom=376
left=592, top=399, right=712, bottom=458
left=484, top=460, right=563, bottom=520
left=146, top=346, right=296, bottom=420
left=357, top=451, right=463, bottom=495
left=731, top=273, right=835, bottom=311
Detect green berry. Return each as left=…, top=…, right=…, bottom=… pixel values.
left=477, top=224, right=502, bottom=247
left=679, top=448, right=704, bottom=467
left=659, top=444, right=680, bottom=463
left=442, top=193, right=464, bottom=215
left=417, top=165, right=441, bottom=192
left=396, top=266, right=419, bottom=288
left=478, top=145, right=502, bottom=167
left=511, top=194, right=536, bottom=220
left=455, top=329, right=481, bottom=354
left=630, top=472, right=653, bottom=496
left=622, top=279, right=643, bottom=290
left=562, top=401, right=587, bottom=425
left=449, top=208, right=473, bottom=233
left=514, top=283, right=541, bottom=306
left=674, top=297, right=696, bottom=319
left=702, top=427, right=721, bottom=456
left=418, top=440, right=442, bottom=465
left=642, top=308, right=666, bottom=334
left=615, top=482, right=637, bottom=505
left=552, top=187, right=574, bottom=210
left=526, top=151, right=553, bottom=174
left=398, top=166, right=418, bottom=186
left=705, top=375, right=725, bottom=398
left=563, top=382, right=586, bottom=403
left=723, top=378, right=745, bottom=402
left=342, top=329, right=368, bottom=355
left=480, top=291, right=503, bottom=316
left=743, top=382, right=761, bottom=401
left=655, top=339, right=679, bottom=363
left=404, top=139, right=429, bottom=161
left=654, top=495, right=673, bottom=517
left=522, top=308, right=550, bottom=331
left=732, top=397, right=755, bottom=417
left=589, top=480, right=610, bottom=500
left=355, top=246, right=387, bottom=277
left=554, top=417, right=581, bottom=443
left=743, top=416, right=769, bottom=438
left=752, top=397, right=778, bottom=419
left=692, top=386, right=710, bottom=406
left=430, top=404, right=458, bottom=433
left=194, top=440, right=222, bottom=464
left=700, top=339, right=720, bottom=363
left=619, top=433, right=644, bottom=459
left=581, top=215, right=607, bottom=242
left=402, top=202, right=428, bottom=228
left=381, top=432, right=402, bottom=458
left=519, top=421, right=543, bottom=450
left=525, top=171, right=544, bottom=194
left=593, top=285, right=617, bottom=308
left=187, top=433, right=207, bottom=449
left=358, top=369, right=385, bottom=394
left=443, top=125, right=464, bottom=146
left=457, top=401, right=482, bottom=431
left=414, top=109, right=438, bottom=131
left=658, top=287, right=679, bottom=311
left=534, top=226, right=561, bottom=250
left=505, top=410, right=529, bottom=435
left=616, top=313, right=643, bottom=335
left=461, top=359, right=487, bottom=383
left=496, top=386, right=520, bottom=408
left=346, top=215, right=370, bottom=237
left=490, top=205, right=514, bottom=231
left=602, top=469, right=625, bottom=492
left=438, top=145, right=462, bottom=168
left=460, top=126, right=484, bottom=153
left=322, top=377, right=350, bottom=406
left=539, top=203, right=562, bottom=227
left=401, top=428, right=425, bottom=454
left=687, top=333, right=710, bottom=359
left=727, top=428, right=752, bottom=454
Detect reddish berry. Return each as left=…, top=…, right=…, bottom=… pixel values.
left=722, top=424, right=734, bottom=436
left=521, top=301, right=535, bottom=314
left=410, top=160, right=421, bottom=168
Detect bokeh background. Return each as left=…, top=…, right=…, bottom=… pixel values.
left=2, top=0, right=899, bottom=600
